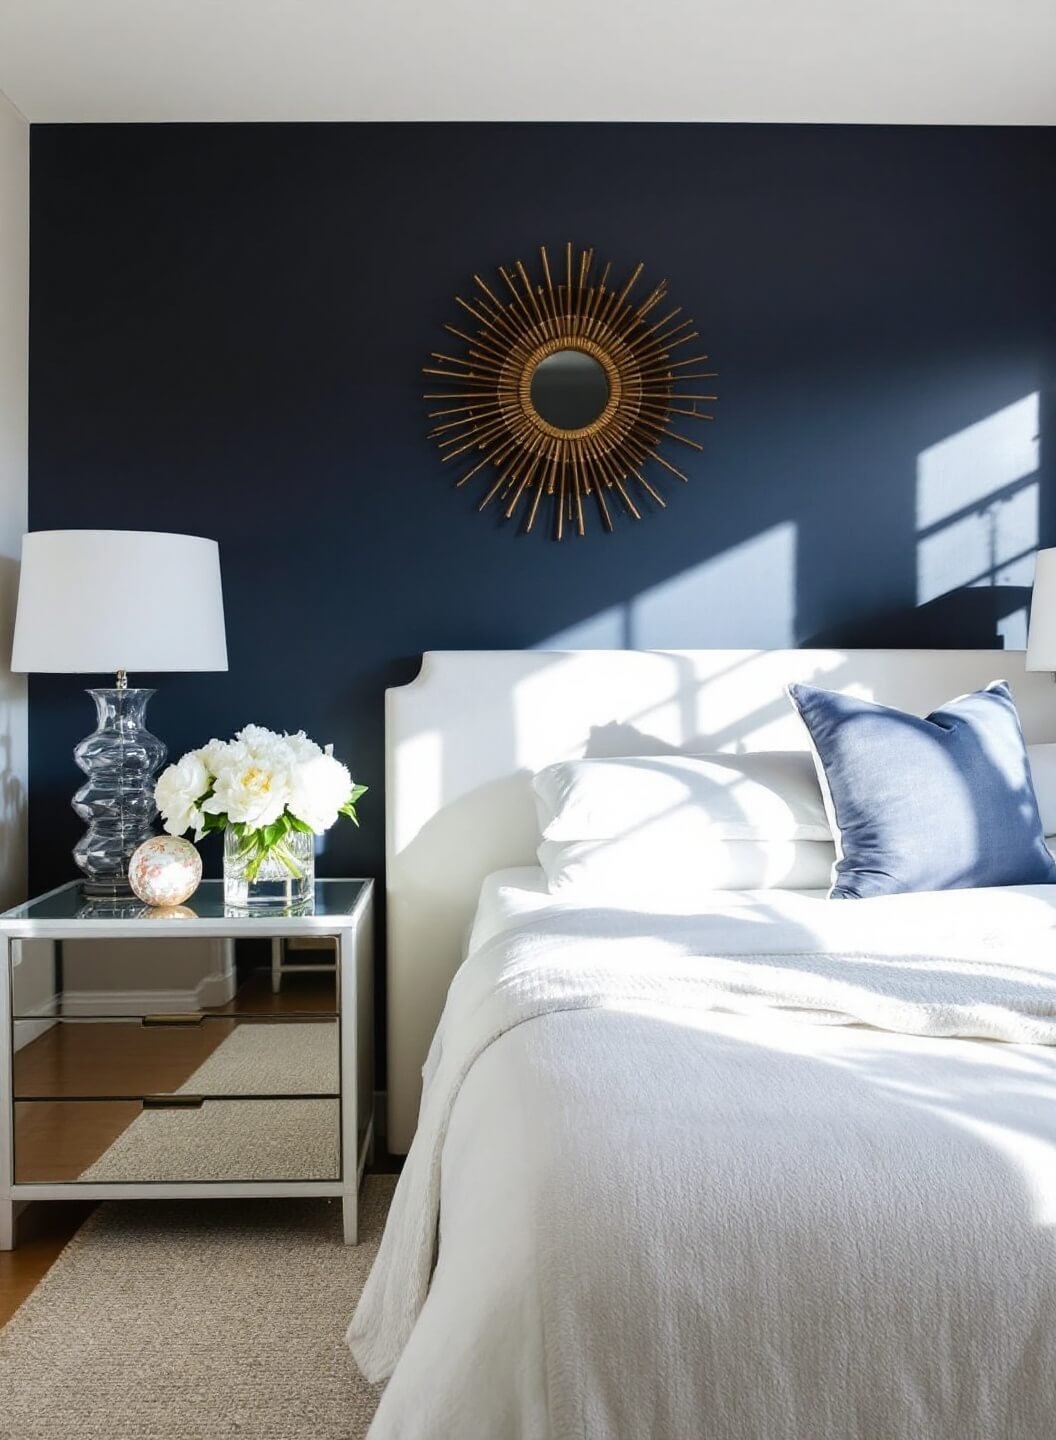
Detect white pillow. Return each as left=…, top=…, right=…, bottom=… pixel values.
left=538, top=835, right=836, bottom=897
left=532, top=752, right=832, bottom=844
left=1028, top=743, right=1056, bottom=836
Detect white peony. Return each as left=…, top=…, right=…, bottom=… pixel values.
left=198, top=737, right=237, bottom=776
left=283, top=730, right=324, bottom=763
left=286, top=752, right=353, bottom=833
left=155, top=751, right=210, bottom=838
left=234, top=723, right=282, bottom=750
left=202, top=752, right=291, bottom=829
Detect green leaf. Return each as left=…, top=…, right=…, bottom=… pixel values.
left=286, top=814, right=314, bottom=834
left=339, top=784, right=366, bottom=819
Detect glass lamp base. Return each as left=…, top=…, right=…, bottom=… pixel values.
left=71, top=687, right=167, bottom=892
left=81, top=877, right=136, bottom=898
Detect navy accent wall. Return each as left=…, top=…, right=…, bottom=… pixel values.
left=28, top=123, right=1056, bottom=911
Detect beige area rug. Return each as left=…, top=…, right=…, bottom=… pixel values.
left=80, top=1099, right=341, bottom=1183
left=173, top=1021, right=339, bottom=1094
left=0, top=1175, right=396, bottom=1440
left=82, top=1023, right=340, bottom=1183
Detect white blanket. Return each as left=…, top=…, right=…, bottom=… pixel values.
left=349, top=885, right=1056, bottom=1438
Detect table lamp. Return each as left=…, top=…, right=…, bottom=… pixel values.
left=1026, top=547, right=1056, bottom=679
left=11, top=529, right=228, bottom=894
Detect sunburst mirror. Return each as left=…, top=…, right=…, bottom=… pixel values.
left=424, top=243, right=718, bottom=540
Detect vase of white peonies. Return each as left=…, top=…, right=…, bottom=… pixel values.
left=155, top=725, right=366, bottom=910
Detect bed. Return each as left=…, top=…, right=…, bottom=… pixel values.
left=350, top=649, right=1056, bottom=1439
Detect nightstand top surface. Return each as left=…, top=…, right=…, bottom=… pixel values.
left=0, top=879, right=372, bottom=937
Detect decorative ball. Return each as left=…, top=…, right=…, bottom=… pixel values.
left=142, top=904, right=196, bottom=920
left=128, top=835, right=202, bottom=907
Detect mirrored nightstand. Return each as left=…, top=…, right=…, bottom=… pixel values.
left=0, top=879, right=373, bottom=1248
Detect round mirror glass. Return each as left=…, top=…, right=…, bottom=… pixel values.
left=529, top=350, right=610, bottom=431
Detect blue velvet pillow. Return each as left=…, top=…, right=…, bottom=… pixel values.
left=786, top=680, right=1056, bottom=899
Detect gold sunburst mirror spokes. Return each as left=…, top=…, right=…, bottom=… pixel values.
left=424, top=243, right=718, bottom=540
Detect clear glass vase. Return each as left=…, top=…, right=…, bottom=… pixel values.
left=223, top=827, right=315, bottom=911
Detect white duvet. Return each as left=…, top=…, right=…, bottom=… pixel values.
left=349, top=883, right=1056, bottom=1439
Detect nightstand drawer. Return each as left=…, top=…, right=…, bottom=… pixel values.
left=12, top=1016, right=338, bottom=1099
left=14, top=1097, right=341, bottom=1184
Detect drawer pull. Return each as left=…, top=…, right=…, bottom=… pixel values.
left=142, top=1012, right=205, bottom=1027
left=142, top=1094, right=204, bottom=1109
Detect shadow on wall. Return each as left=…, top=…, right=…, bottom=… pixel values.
left=0, top=554, right=26, bottom=909
left=0, top=720, right=26, bottom=906
left=807, top=586, right=1035, bottom=649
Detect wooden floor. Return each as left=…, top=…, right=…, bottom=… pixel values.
left=0, top=1202, right=93, bottom=1328
left=0, top=964, right=384, bottom=1331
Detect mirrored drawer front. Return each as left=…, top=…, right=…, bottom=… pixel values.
left=14, top=1097, right=341, bottom=1184
left=10, top=938, right=337, bottom=1020
left=12, top=1017, right=338, bottom=1099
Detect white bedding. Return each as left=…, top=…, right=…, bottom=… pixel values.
left=353, top=879, right=1056, bottom=1439
left=468, top=855, right=1056, bottom=952
left=465, top=866, right=830, bottom=954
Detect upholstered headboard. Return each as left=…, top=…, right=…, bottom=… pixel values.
left=385, top=649, right=1055, bottom=1151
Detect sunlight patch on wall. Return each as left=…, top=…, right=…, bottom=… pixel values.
left=916, top=393, right=1040, bottom=607
left=540, top=522, right=798, bottom=651
left=544, top=606, right=626, bottom=649
left=631, top=523, right=797, bottom=647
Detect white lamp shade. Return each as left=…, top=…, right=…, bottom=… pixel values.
left=1026, top=547, right=1056, bottom=671
left=11, top=529, right=228, bottom=675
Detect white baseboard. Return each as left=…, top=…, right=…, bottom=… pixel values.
left=61, top=968, right=236, bottom=1014
left=15, top=967, right=238, bottom=1031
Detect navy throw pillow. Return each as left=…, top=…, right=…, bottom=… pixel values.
left=786, top=680, right=1056, bottom=900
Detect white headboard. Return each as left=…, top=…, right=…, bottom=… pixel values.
left=385, top=648, right=1055, bottom=1151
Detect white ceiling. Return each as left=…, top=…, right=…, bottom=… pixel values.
left=1, top=0, right=1055, bottom=125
